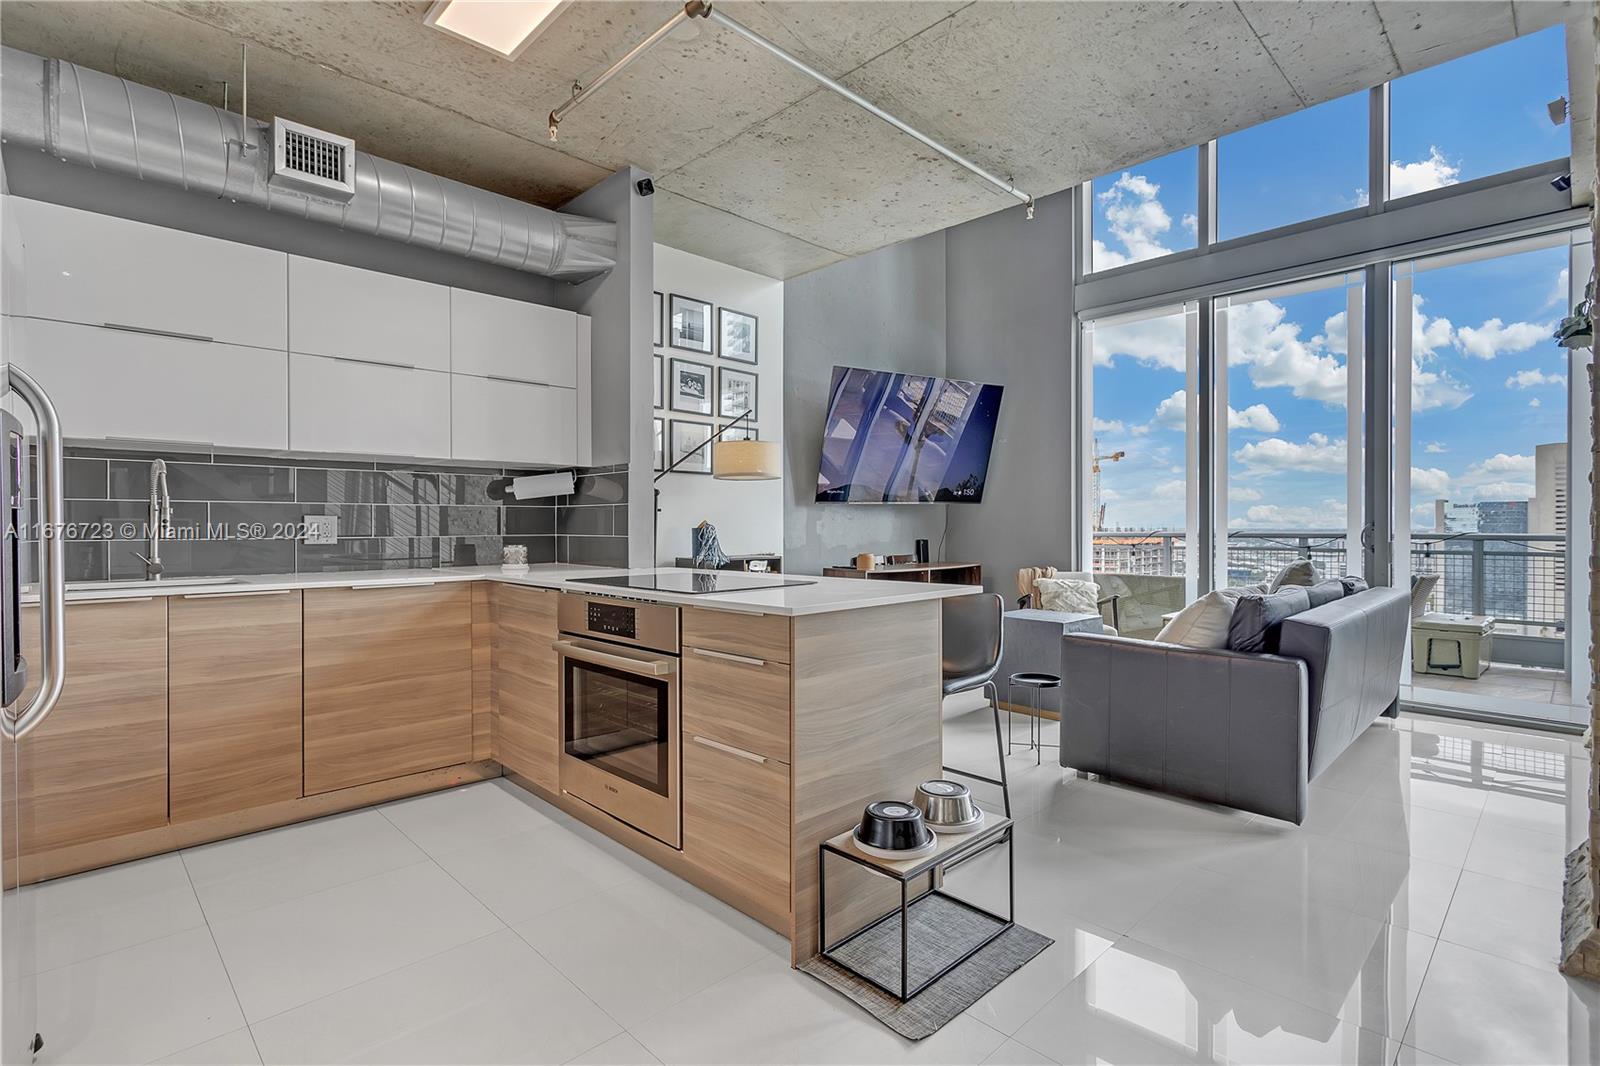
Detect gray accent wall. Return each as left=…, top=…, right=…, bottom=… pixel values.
left=782, top=190, right=1075, bottom=589
left=782, top=231, right=951, bottom=576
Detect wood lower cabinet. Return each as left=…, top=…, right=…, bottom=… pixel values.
left=681, top=734, right=791, bottom=927
left=168, top=591, right=303, bottom=821
left=490, top=584, right=560, bottom=791
left=681, top=646, right=791, bottom=763
left=303, top=583, right=474, bottom=795
left=9, top=597, right=169, bottom=857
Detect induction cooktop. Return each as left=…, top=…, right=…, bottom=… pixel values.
left=570, top=572, right=816, bottom=596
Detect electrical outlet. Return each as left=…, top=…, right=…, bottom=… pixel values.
left=303, top=514, right=338, bottom=545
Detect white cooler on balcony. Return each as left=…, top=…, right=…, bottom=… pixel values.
left=1412, top=612, right=1494, bottom=679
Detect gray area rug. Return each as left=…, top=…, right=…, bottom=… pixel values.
left=799, top=893, right=1053, bottom=1040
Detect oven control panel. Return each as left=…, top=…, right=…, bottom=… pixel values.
left=586, top=601, right=637, bottom=641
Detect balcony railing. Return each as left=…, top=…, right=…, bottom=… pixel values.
left=1092, top=529, right=1568, bottom=635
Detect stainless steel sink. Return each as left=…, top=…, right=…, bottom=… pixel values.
left=66, top=576, right=244, bottom=591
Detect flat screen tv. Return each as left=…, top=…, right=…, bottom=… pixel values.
left=815, top=366, right=1004, bottom=504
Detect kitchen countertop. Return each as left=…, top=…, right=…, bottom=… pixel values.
left=40, top=564, right=981, bottom=616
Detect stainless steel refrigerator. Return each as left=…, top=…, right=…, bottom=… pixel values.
left=2, top=364, right=68, bottom=1063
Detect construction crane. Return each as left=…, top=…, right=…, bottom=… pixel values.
left=1091, top=446, right=1126, bottom=531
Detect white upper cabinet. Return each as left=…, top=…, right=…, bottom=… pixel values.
left=8, top=318, right=288, bottom=451
left=289, top=256, right=450, bottom=372
left=450, top=374, right=575, bottom=466
left=289, top=353, right=450, bottom=460
left=450, top=287, right=577, bottom=387
left=6, top=197, right=287, bottom=350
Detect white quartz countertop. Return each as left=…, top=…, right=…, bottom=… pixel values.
left=42, top=564, right=980, bottom=616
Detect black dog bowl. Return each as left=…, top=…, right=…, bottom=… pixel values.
left=855, top=800, right=933, bottom=851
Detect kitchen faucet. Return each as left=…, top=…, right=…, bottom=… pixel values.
left=131, top=459, right=172, bottom=580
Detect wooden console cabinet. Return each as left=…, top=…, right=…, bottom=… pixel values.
left=169, top=590, right=303, bottom=821
left=303, top=583, right=474, bottom=794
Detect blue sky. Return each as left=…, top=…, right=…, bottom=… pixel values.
left=1090, top=26, right=1575, bottom=537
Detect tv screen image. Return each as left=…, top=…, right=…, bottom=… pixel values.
left=815, top=366, right=1004, bottom=504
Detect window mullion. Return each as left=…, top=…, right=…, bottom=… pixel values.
left=1368, top=83, right=1389, bottom=214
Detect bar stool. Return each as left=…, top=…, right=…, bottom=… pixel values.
left=940, top=593, right=1010, bottom=817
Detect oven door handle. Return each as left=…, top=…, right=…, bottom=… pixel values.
left=553, top=638, right=677, bottom=676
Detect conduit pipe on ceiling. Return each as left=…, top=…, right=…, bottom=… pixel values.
left=548, top=0, right=1035, bottom=219
left=0, top=46, right=617, bottom=280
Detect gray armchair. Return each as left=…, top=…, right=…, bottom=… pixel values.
left=1058, top=586, right=1409, bottom=824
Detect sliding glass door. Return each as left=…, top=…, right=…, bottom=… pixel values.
left=1215, top=274, right=1365, bottom=591
left=1082, top=304, right=1200, bottom=637
left=1393, top=232, right=1592, bottom=725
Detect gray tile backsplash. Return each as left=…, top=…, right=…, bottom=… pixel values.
left=21, top=449, right=630, bottom=580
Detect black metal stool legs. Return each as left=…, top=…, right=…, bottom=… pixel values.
left=940, top=680, right=1012, bottom=819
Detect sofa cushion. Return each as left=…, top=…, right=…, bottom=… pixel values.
left=1035, top=576, right=1100, bottom=614
left=1155, top=590, right=1237, bottom=649
left=1269, top=559, right=1321, bottom=591
left=1339, top=575, right=1369, bottom=596
left=1305, top=578, right=1347, bottom=608
left=1227, top=586, right=1311, bottom=653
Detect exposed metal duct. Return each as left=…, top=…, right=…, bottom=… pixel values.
left=0, top=46, right=616, bottom=280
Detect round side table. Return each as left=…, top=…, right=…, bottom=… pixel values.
left=1007, top=671, right=1061, bottom=765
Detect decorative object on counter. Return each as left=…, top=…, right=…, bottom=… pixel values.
left=913, top=780, right=984, bottom=833
left=669, top=358, right=714, bottom=415
left=852, top=800, right=935, bottom=858
left=652, top=290, right=664, bottom=348
left=915, top=538, right=930, bottom=564
left=669, top=293, right=714, bottom=353
left=815, top=812, right=1040, bottom=1028
left=500, top=544, right=529, bottom=572
left=855, top=552, right=877, bottom=571
left=652, top=409, right=780, bottom=561
left=690, top=520, right=730, bottom=570
left=653, top=354, right=663, bottom=409
left=719, top=307, right=758, bottom=364
left=719, top=366, right=758, bottom=420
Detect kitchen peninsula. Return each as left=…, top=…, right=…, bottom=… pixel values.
left=12, top=565, right=976, bottom=964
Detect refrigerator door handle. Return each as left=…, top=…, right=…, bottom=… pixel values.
left=2, top=364, right=66, bottom=739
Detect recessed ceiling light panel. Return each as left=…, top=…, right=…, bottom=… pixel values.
left=424, top=0, right=572, bottom=60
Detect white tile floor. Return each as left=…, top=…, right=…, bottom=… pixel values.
left=11, top=704, right=1598, bottom=1065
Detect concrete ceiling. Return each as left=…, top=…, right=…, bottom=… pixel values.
left=0, top=1, right=1589, bottom=279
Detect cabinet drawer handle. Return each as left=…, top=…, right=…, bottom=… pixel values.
left=330, top=355, right=419, bottom=371
left=691, top=735, right=767, bottom=764
left=691, top=647, right=767, bottom=668
left=484, top=374, right=556, bottom=388
left=179, top=589, right=293, bottom=599
left=103, top=322, right=214, bottom=343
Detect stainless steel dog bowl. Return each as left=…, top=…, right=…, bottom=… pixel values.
left=913, top=780, right=981, bottom=828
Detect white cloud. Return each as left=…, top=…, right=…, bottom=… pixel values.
left=1530, top=397, right=1543, bottom=407
left=1424, top=441, right=1448, bottom=454
left=1095, top=172, right=1175, bottom=267
left=1228, top=403, right=1280, bottom=432
left=1181, top=213, right=1198, bottom=235
left=1468, top=453, right=1535, bottom=477
left=1233, top=433, right=1347, bottom=474
left=1548, top=267, right=1571, bottom=311
left=1231, top=487, right=1263, bottom=502
left=1232, top=499, right=1347, bottom=529
left=1456, top=317, right=1548, bottom=360
left=1091, top=312, right=1187, bottom=370
left=1153, top=478, right=1187, bottom=500
left=1093, top=417, right=1127, bottom=433
left=1467, top=480, right=1536, bottom=501
left=1153, top=389, right=1187, bottom=428
left=1505, top=368, right=1554, bottom=389
left=1411, top=466, right=1452, bottom=499
left=1390, top=147, right=1461, bottom=199
left=1224, top=299, right=1347, bottom=405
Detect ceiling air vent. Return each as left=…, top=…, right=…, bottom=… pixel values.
left=269, top=118, right=356, bottom=203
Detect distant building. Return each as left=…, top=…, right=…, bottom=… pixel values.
left=1529, top=442, right=1569, bottom=634
left=1435, top=500, right=1479, bottom=533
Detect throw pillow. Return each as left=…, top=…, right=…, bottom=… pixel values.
left=1227, top=586, right=1312, bottom=654
left=1155, top=590, right=1237, bottom=649
left=1268, top=559, right=1321, bottom=591
left=1305, top=578, right=1346, bottom=608
left=1034, top=576, right=1100, bottom=615
left=1217, top=582, right=1268, bottom=602
left=1339, top=575, right=1369, bottom=596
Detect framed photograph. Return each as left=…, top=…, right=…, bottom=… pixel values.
left=669, top=420, right=713, bottom=474
left=719, top=366, right=758, bottom=420
left=653, top=291, right=664, bottom=348
left=670, top=358, right=714, bottom=415
left=721, top=423, right=758, bottom=442
left=653, top=417, right=665, bottom=471
left=719, top=308, right=758, bottom=364
left=653, top=354, right=663, bottom=410
left=669, top=293, right=714, bottom=353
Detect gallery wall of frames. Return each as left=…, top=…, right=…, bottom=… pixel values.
left=651, top=243, right=785, bottom=564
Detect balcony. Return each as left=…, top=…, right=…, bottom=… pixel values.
left=1092, top=530, right=1572, bottom=707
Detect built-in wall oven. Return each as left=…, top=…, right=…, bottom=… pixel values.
left=555, top=593, right=682, bottom=848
